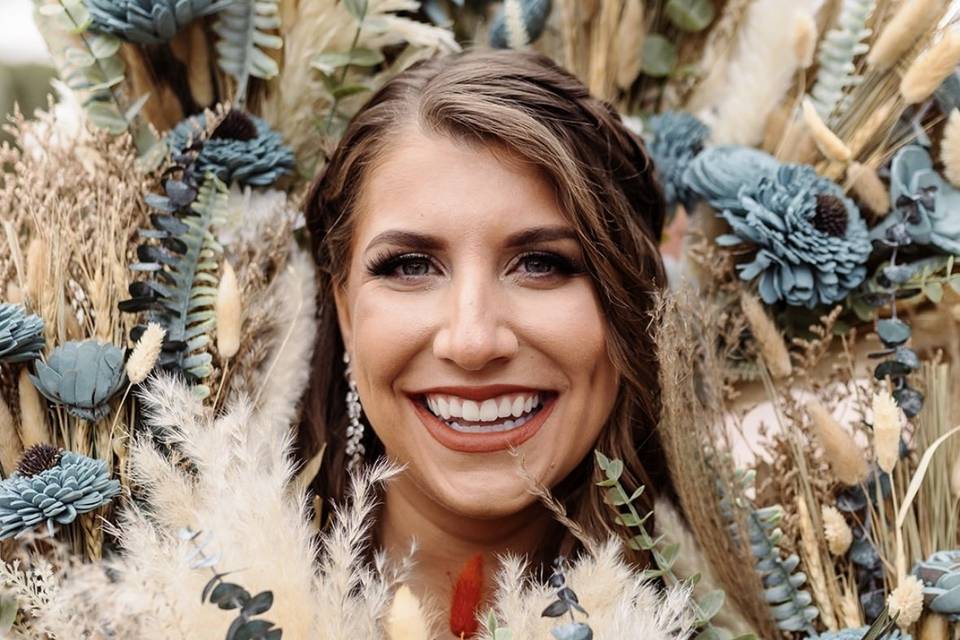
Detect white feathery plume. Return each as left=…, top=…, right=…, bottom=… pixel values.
left=126, top=323, right=166, bottom=385
left=872, top=390, right=903, bottom=473
left=887, top=575, right=924, bottom=629
left=504, top=0, right=530, bottom=49
left=793, top=12, right=818, bottom=68
left=941, top=108, right=960, bottom=187
left=867, top=0, right=944, bottom=71
left=386, top=585, right=430, bottom=640
left=901, top=28, right=960, bottom=105
left=216, top=260, right=241, bottom=359
left=704, top=1, right=820, bottom=146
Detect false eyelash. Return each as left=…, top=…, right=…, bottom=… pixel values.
left=364, top=250, right=435, bottom=277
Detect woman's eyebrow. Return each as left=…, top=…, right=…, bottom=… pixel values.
left=363, top=225, right=578, bottom=253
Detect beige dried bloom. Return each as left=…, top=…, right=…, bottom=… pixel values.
left=872, top=390, right=903, bottom=473
left=793, top=12, right=817, bottom=68
left=385, top=585, right=430, bottom=640
left=847, top=162, right=890, bottom=216
left=901, top=29, right=960, bottom=104
left=25, top=237, right=48, bottom=307
left=5, top=282, right=22, bottom=304
left=941, top=109, right=960, bottom=187
left=740, top=292, right=792, bottom=378
left=18, top=368, right=48, bottom=448
left=821, top=505, right=853, bottom=555
left=806, top=400, right=869, bottom=485
left=887, top=574, right=924, bottom=629
left=126, top=323, right=166, bottom=385
left=802, top=98, right=852, bottom=162
left=216, top=260, right=242, bottom=359
left=868, top=0, right=943, bottom=71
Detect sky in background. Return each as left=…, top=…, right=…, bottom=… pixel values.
left=0, top=0, right=52, bottom=65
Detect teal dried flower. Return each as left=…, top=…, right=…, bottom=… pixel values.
left=683, top=145, right=780, bottom=212
left=815, top=627, right=909, bottom=640
left=0, top=447, right=121, bottom=539
left=646, top=112, right=709, bottom=215
left=914, top=550, right=960, bottom=620
left=87, top=0, right=231, bottom=45
left=870, top=145, right=960, bottom=254
left=28, top=340, right=126, bottom=422
left=0, top=303, right=44, bottom=364
left=490, top=0, right=552, bottom=49
left=167, top=111, right=295, bottom=187
left=687, top=147, right=871, bottom=308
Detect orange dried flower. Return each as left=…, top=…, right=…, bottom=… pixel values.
left=450, top=553, right=484, bottom=638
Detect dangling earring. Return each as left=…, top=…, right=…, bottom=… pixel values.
left=343, top=351, right=365, bottom=471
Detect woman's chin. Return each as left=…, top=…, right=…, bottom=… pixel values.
left=427, top=471, right=542, bottom=520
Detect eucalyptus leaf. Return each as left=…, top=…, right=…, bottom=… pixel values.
left=925, top=280, right=944, bottom=303
left=331, top=84, right=370, bottom=100
left=696, top=589, right=725, bottom=621
left=88, top=33, right=121, bottom=59
left=343, top=0, right=368, bottom=21
left=550, top=622, right=593, bottom=640
left=876, top=318, right=911, bottom=347
left=65, top=46, right=96, bottom=68
left=242, top=591, right=274, bottom=616
left=541, top=600, right=569, bottom=618
left=0, top=595, right=17, bottom=634
left=665, top=0, right=715, bottom=32
left=641, top=34, right=677, bottom=77
left=211, top=583, right=250, bottom=610
left=311, top=48, right=384, bottom=73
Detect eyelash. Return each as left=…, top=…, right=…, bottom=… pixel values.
left=364, top=250, right=583, bottom=280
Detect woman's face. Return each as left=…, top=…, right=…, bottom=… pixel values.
left=335, top=128, right=619, bottom=519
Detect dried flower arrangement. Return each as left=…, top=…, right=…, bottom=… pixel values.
left=0, top=0, right=959, bottom=639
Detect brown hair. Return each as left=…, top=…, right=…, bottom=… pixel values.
left=302, top=48, right=675, bottom=564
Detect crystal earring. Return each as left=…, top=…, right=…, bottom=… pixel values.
left=343, top=351, right=365, bottom=471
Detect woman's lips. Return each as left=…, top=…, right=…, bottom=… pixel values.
left=411, top=394, right=556, bottom=453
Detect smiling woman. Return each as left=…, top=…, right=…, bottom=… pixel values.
left=303, top=48, right=672, bottom=630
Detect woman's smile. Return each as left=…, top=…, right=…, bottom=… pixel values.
left=406, top=385, right=559, bottom=452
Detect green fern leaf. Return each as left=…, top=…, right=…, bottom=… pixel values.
left=214, top=0, right=283, bottom=106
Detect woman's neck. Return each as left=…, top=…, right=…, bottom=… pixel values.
left=378, top=474, right=553, bottom=630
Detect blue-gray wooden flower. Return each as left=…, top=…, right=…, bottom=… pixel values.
left=645, top=112, right=709, bottom=215
left=0, top=449, right=121, bottom=539
left=0, top=303, right=44, bottom=364
left=28, top=340, right=126, bottom=422
left=687, top=147, right=871, bottom=308
left=870, top=145, right=960, bottom=254
left=86, top=0, right=232, bottom=45
left=167, top=111, right=295, bottom=187
left=815, top=627, right=909, bottom=639
left=490, top=0, right=552, bottom=49
left=914, top=549, right=960, bottom=620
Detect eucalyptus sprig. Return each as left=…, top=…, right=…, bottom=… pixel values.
left=179, top=528, right=282, bottom=640
left=541, top=557, right=593, bottom=640
left=594, top=451, right=750, bottom=640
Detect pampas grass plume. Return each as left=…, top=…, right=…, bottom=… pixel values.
left=872, top=390, right=903, bottom=473
left=868, top=0, right=943, bottom=71
left=821, top=505, right=852, bottom=555
left=741, top=292, right=792, bottom=378
left=126, top=323, right=165, bottom=385
left=18, top=368, right=48, bottom=448
left=802, top=98, right=852, bottom=162
left=941, top=109, right=960, bottom=187
left=806, top=400, right=869, bottom=485
left=793, top=12, right=817, bottom=68
left=847, top=162, right=890, bottom=216
left=504, top=0, right=529, bottom=49
left=216, top=260, right=241, bottom=359
left=901, top=28, right=960, bottom=105
left=25, top=237, right=47, bottom=306
left=386, top=585, right=430, bottom=640
left=0, top=395, right=22, bottom=477
left=888, top=574, right=924, bottom=629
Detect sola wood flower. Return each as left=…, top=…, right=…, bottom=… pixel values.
left=689, top=147, right=871, bottom=308
left=888, top=574, right=925, bottom=629
left=86, top=0, right=232, bottom=45
left=0, top=303, right=44, bottom=364
left=914, top=550, right=960, bottom=620
left=816, top=627, right=908, bottom=639
left=0, top=445, right=121, bottom=539
left=166, top=110, right=295, bottom=187
left=646, top=112, right=710, bottom=216
left=28, top=340, right=126, bottom=421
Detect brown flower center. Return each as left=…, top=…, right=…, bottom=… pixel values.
left=211, top=110, right=257, bottom=142
left=16, top=444, right=63, bottom=478
left=813, top=194, right=849, bottom=237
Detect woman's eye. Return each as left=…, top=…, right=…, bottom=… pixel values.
left=396, top=257, right=432, bottom=277
left=367, top=252, right=439, bottom=280
left=513, top=252, right=580, bottom=279
left=519, top=254, right=556, bottom=275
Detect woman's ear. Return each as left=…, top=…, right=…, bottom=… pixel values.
left=333, top=283, right=353, bottom=352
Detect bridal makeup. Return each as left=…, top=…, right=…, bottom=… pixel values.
left=333, top=126, right=619, bottom=519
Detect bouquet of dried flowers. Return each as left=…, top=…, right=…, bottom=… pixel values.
left=2, top=1, right=960, bottom=639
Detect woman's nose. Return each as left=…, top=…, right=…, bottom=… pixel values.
left=431, top=273, right=519, bottom=371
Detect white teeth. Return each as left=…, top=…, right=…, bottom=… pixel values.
left=448, top=396, right=462, bottom=418
left=423, top=391, right=548, bottom=424
left=479, top=399, right=498, bottom=422
left=448, top=411, right=536, bottom=433
left=511, top=396, right=525, bottom=417
left=462, top=399, right=480, bottom=421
